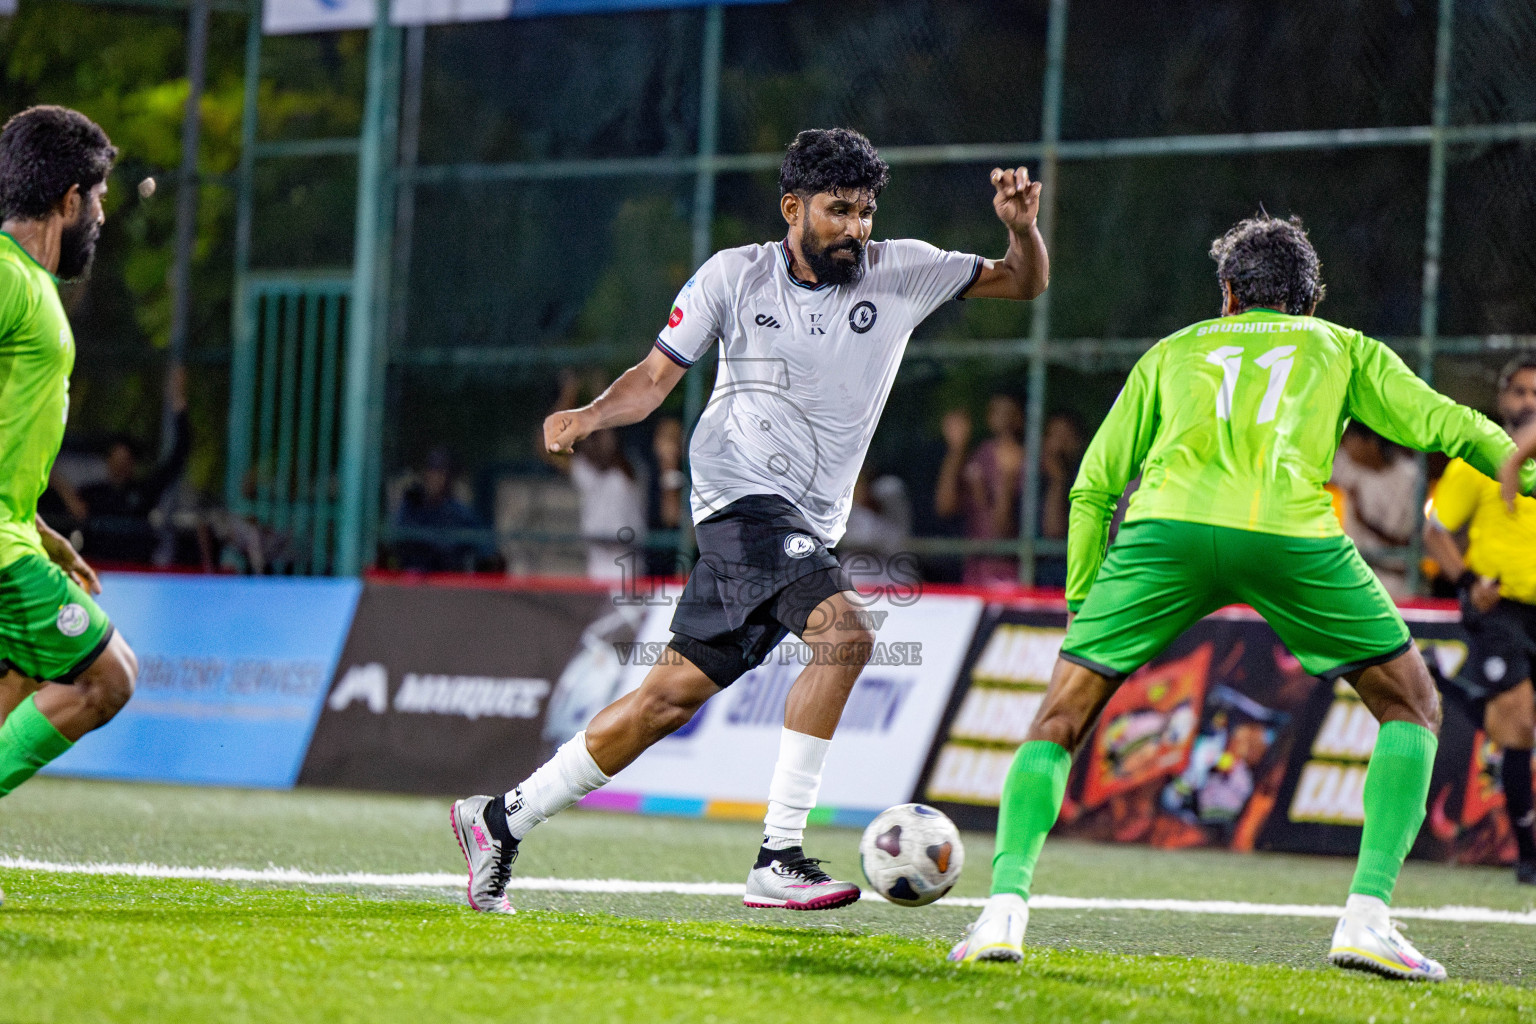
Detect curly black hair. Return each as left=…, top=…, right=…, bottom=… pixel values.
left=1209, top=213, right=1325, bottom=316
left=0, top=106, right=117, bottom=222
left=778, top=128, right=890, bottom=199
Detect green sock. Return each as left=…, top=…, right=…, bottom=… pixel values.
left=991, top=740, right=1072, bottom=898
left=0, top=696, right=72, bottom=798
left=1350, top=720, right=1437, bottom=904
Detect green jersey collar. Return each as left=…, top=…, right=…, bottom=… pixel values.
left=0, top=232, right=60, bottom=283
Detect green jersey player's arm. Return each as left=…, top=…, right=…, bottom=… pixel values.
left=1063, top=343, right=1164, bottom=611
left=543, top=347, right=688, bottom=454
left=1345, top=333, right=1536, bottom=495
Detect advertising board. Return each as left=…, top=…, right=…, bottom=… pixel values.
left=44, top=574, right=360, bottom=789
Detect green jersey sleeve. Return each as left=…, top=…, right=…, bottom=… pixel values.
left=1346, top=333, right=1536, bottom=495
left=1066, top=341, right=1163, bottom=609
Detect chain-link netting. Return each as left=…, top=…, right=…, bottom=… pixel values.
left=236, top=0, right=1536, bottom=581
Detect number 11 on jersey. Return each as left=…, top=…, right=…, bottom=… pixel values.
left=1206, top=344, right=1297, bottom=425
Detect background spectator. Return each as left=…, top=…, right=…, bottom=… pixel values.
left=1330, top=421, right=1421, bottom=599
left=543, top=371, right=647, bottom=581
left=65, top=367, right=192, bottom=565
left=391, top=447, right=492, bottom=572
left=644, top=416, right=686, bottom=577
left=1036, top=411, right=1085, bottom=589
left=839, top=466, right=912, bottom=574
left=935, top=394, right=1024, bottom=586
left=937, top=394, right=1037, bottom=585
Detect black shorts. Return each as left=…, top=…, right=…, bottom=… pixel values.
left=1460, top=598, right=1536, bottom=703
left=668, top=494, right=853, bottom=688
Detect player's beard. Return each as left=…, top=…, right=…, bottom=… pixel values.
left=56, top=205, right=100, bottom=282
left=800, top=228, right=864, bottom=287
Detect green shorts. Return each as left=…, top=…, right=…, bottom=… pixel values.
left=0, top=553, right=114, bottom=683
left=1062, top=519, right=1411, bottom=681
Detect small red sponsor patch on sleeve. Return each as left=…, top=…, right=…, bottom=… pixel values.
left=668, top=306, right=684, bottom=328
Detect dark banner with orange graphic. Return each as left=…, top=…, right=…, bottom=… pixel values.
left=915, top=604, right=1521, bottom=867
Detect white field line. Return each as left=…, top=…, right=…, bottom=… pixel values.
left=3, top=856, right=1534, bottom=926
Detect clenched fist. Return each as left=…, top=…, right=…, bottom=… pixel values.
left=544, top=408, right=594, bottom=455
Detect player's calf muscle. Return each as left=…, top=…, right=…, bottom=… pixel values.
left=587, top=664, right=716, bottom=772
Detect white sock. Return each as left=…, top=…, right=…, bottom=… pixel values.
left=503, top=731, right=612, bottom=840
left=982, top=892, right=1028, bottom=919
left=1344, top=893, right=1389, bottom=928
left=762, top=728, right=831, bottom=849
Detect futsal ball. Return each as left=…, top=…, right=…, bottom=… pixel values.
left=858, top=803, right=964, bottom=906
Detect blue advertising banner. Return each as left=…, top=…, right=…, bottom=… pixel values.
left=43, top=575, right=362, bottom=789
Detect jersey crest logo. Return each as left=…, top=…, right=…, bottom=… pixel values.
left=754, top=313, right=782, bottom=329
left=848, top=301, right=877, bottom=334
left=806, top=312, right=826, bottom=336
left=58, top=328, right=69, bottom=348
left=668, top=306, right=684, bottom=328
left=783, top=533, right=816, bottom=558
left=56, top=603, right=89, bottom=638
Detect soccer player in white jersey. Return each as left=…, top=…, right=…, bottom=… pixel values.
left=451, top=128, right=1048, bottom=914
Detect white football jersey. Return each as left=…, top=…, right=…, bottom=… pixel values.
left=655, top=238, right=982, bottom=544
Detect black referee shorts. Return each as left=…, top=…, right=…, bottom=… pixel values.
left=1458, top=598, right=1536, bottom=706
left=667, top=494, right=853, bottom=688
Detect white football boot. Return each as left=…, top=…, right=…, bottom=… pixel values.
left=1328, top=896, right=1446, bottom=982
left=743, top=848, right=861, bottom=911
left=450, top=796, right=517, bottom=915
left=948, top=893, right=1028, bottom=963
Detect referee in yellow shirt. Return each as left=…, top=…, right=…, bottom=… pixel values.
left=1425, top=355, right=1536, bottom=885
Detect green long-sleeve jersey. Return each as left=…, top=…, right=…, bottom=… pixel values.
left=1066, top=307, right=1536, bottom=609
left=0, top=232, right=73, bottom=569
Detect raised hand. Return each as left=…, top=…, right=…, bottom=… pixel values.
left=990, top=166, right=1042, bottom=234
left=941, top=409, right=972, bottom=452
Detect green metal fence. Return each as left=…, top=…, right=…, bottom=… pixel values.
left=225, top=272, right=352, bottom=573
left=224, top=0, right=1536, bottom=581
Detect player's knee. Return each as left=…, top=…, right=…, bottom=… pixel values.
left=828, top=624, right=875, bottom=667
left=84, top=644, right=136, bottom=720
left=1486, top=692, right=1534, bottom=749
left=1408, top=676, right=1442, bottom=735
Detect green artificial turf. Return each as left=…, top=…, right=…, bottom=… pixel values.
left=1, top=873, right=1530, bottom=1024
left=2, top=778, right=1534, bottom=1022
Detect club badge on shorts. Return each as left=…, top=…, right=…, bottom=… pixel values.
left=783, top=534, right=817, bottom=558
left=56, top=602, right=89, bottom=637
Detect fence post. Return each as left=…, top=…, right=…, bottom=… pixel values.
left=678, top=2, right=724, bottom=567
left=1018, top=0, right=1069, bottom=585
left=336, top=0, right=401, bottom=576
left=1407, top=0, right=1456, bottom=592
left=225, top=8, right=262, bottom=515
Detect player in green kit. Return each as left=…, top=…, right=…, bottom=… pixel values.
left=0, top=108, right=141, bottom=905
left=947, top=215, right=1536, bottom=980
